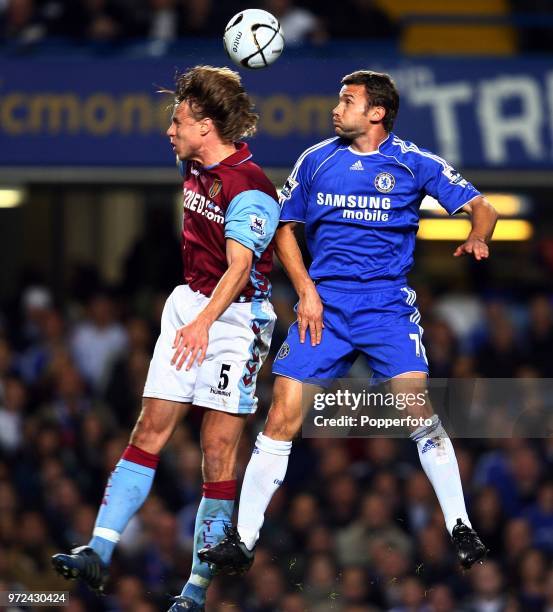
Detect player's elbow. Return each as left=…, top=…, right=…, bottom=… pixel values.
left=481, top=197, right=499, bottom=226
left=465, top=196, right=498, bottom=219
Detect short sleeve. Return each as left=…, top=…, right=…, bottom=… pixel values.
left=225, top=190, right=280, bottom=258
left=421, top=156, right=481, bottom=215
left=279, top=152, right=313, bottom=223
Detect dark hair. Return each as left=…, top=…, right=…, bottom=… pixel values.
left=170, top=65, right=258, bottom=141
left=341, top=70, right=399, bottom=132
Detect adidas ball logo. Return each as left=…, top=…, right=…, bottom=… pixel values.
left=349, top=160, right=364, bottom=171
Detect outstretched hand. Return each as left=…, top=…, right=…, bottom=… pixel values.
left=297, top=283, right=324, bottom=346
left=453, top=237, right=489, bottom=261
left=171, top=317, right=210, bottom=371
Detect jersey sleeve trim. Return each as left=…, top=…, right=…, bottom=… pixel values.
left=279, top=217, right=306, bottom=224
left=448, top=193, right=481, bottom=216
left=225, top=189, right=280, bottom=258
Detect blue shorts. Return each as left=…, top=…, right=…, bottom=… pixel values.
left=272, top=281, right=429, bottom=383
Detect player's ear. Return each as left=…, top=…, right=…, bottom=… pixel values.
left=199, top=117, right=212, bottom=136
left=369, top=106, right=386, bottom=125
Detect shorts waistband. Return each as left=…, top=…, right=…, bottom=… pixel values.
left=314, top=277, right=408, bottom=293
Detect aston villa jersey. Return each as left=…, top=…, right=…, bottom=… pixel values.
left=179, top=142, right=280, bottom=301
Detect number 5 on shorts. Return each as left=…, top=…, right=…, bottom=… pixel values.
left=218, top=363, right=231, bottom=390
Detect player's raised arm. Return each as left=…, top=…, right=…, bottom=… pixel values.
left=275, top=222, right=324, bottom=346
left=453, top=196, right=498, bottom=260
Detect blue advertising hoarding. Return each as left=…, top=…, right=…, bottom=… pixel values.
left=1, top=52, right=552, bottom=169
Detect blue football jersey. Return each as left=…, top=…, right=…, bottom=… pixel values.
left=279, top=133, right=481, bottom=286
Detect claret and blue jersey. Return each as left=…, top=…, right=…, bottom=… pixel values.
left=279, top=132, right=481, bottom=288
left=178, top=142, right=280, bottom=302
left=274, top=132, right=482, bottom=382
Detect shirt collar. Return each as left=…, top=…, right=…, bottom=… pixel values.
left=217, top=142, right=253, bottom=167
left=340, top=132, right=392, bottom=155
left=377, top=132, right=393, bottom=153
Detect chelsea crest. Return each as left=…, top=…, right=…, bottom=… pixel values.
left=374, top=172, right=395, bottom=193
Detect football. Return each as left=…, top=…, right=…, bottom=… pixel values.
left=223, top=9, right=285, bottom=70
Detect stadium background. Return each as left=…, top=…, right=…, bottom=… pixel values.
left=1, top=0, right=553, bottom=610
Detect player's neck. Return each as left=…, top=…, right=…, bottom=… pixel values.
left=349, top=129, right=389, bottom=154
left=194, top=142, right=238, bottom=167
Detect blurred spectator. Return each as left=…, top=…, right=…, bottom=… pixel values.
left=0, top=375, right=26, bottom=453
left=324, top=473, right=359, bottom=527
left=416, top=523, right=455, bottom=585
left=336, top=492, right=412, bottom=567
left=303, top=553, right=338, bottom=607
left=370, top=539, right=411, bottom=608
left=41, top=365, right=93, bottom=443
left=427, top=584, right=456, bottom=612
left=67, top=503, right=96, bottom=547
left=1, top=0, right=45, bottom=44
left=145, top=0, right=182, bottom=41
left=463, top=561, right=507, bottom=612
left=133, top=510, right=189, bottom=594
left=474, top=442, right=542, bottom=517
left=390, top=576, right=429, bottom=612
left=0, top=337, right=15, bottom=386
left=328, top=0, right=397, bottom=40
left=280, top=592, right=309, bottom=612
left=424, top=319, right=458, bottom=377
left=339, top=565, right=378, bottom=607
left=404, top=469, right=435, bottom=534
left=434, top=292, right=484, bottom=347
left=287, top=493, right=322, bottom=549
left=504, top=517, right=533, bottom=569
left=111, top=574, right=147, bottom=611
left=517, top=548, right=547, bottom=610
left=470, top=486, right=505, bottom=558
left=123, top=207, right=181, bottom=295
left=305, top=524, right=334, bottom=557
left=527, top=294, right=553, bottom=376
left=103, top=316, right=152, bottom=427
left=476, top=303, right=524, bottom=377
left=80, top=0, right=125, bottom=42
left=524, top=480, right=553, bottom=554
left=17, top=306, right=66, bottom=386
left=545, top=568, right=553, bottom=612
left=180, top=0, right=232, bottom=38
left=317, top=440, right=351, bottom=480
left=264, top=0, right=327, bottom=46
left=6, top=511, right=68, bottom=591
left=246, top=563, right=286, bottom=611
left=70, top=291, right=128, bottom=393
left=19, top=285, right=53, bottom=348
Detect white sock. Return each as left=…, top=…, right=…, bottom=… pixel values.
left=411, top=415, right=471, bottom=535
left=237, top=433, right=292, bottom=550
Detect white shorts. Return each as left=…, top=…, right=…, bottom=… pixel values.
left=143, top=285, right=276, bottom=414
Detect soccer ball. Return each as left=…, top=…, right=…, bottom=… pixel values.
left=223, top=9, right=284, bottom=70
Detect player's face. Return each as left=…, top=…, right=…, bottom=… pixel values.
left=166, top=101, right=204, bottom=160
left=332, top=84, right=379, bottom=139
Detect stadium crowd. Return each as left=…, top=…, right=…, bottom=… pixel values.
left=4, top=0, right=553, bottom=55
left=1, top=225, right=553, bottom=611
left=0, top=0, right=396, bottom=48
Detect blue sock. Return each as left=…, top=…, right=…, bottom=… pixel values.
left=181, top=480, right=236, bottom=605
left=88, top=444, right=159, bottom=565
